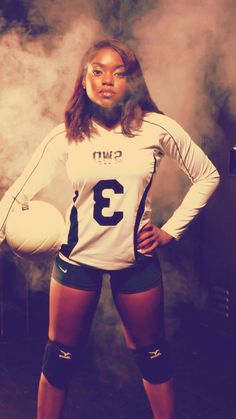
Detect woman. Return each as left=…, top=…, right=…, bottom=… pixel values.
left=0, top=39, right=220, bottom=419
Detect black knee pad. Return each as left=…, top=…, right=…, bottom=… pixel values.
left=132, top=340, right=174, bottom=384
left=42, top=340, right=77, bottom=389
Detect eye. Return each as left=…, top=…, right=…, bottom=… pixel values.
left=92, top=69, right=103, bottom=76
left=114, top=71, right=127, bottom=78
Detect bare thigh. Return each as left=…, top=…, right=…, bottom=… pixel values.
left=48, top=277, right=102, bottom=347
left=112, top=283, right=165, bottom=349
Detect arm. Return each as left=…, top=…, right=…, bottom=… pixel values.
left=0, top=125, right=67, bottom=245
left=159, top=121, right=220, bottom=239
left=137, top=118, right=220, bottom=253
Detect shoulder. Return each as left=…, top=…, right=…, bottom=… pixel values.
left=142, top=112, right=190, bottom=140
left=44, top=123, right=67, bottom=143
left=31, top=123, right=68, bottom=164
left=40, top=123, right=68, bottom=151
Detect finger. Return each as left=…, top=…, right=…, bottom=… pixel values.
left=137, top=231, right=158, bottom=245
left=138, top=241, right=159, bottom=254
left=137, top=237, right=158, bottom=249
left=139, top=222, right=153, bottom=232
left=137, top=238, right=155, bottom=249
left=137, top=231, right=155, bottom=243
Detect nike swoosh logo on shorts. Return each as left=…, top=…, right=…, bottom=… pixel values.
left=58, top=265, right=67, bottom=274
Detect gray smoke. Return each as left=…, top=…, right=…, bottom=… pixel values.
left=0, top=15, right=104, bottom=185
left=29, top=0, right=96, bottom=32
left=134, top=0, right=236, bottom=136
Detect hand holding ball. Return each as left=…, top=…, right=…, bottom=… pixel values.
left=5, top=200, right=65, bottom=261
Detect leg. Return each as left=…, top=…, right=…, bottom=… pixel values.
left=37, top=277, right=101, bottom=419
left=112, top=283, right=175, bottom=419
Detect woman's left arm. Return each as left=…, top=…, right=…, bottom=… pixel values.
left=137, top=118, right=220, bottom=253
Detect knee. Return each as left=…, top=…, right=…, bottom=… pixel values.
left=124, top=328, right=164, bottom=351
left=131, top=339, right=174, bottom=384
left=42, top=339, right=79, bottom=389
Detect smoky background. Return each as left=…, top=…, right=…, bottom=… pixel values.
left=0, top=1, right=235, bottom=415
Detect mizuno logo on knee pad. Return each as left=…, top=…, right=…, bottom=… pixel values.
left=42, top=340, right=76, bottom=389
left=132, top=341, right=173, bottom=384
left=59, top=350, right=72, bottom=360
left=149, top=349, right=162, bottom=359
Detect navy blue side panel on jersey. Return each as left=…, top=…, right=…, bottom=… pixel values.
left=60, top=191, right=79, bottom=258
left=144, top=119, right=194, bottom=181
left=133, top=161, right=156, bottom=261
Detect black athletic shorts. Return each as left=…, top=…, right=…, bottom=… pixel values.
left=52, top=253, right=162, bottom=294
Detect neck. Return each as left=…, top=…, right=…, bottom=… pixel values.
left=90, top=103, right=122, bottom=129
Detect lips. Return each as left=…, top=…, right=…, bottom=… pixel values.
left=99, top=89, right=116, bottom=96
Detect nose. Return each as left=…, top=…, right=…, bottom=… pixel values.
left=102, top=72, right=114, bottom=86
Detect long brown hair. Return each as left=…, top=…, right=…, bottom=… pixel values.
left=65, top=39, right=162, bottom=142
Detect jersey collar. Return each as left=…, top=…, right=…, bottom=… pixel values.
left=92, top=119, right=122, bottom=135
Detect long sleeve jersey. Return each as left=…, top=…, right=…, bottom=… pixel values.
left=0, top=112, right=220, bottom=270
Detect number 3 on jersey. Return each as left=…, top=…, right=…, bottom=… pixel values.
left=93, top=179, right=124, bottom=226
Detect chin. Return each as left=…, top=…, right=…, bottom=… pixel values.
left=99, top=101, right=117, bottom=109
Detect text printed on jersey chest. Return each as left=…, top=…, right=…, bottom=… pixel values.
left=93, top=150, right=122, bottom=164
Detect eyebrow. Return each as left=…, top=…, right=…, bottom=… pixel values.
left=91, top=62, right=126, bottom=69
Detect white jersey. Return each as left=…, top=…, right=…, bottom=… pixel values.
left=0, top=113, right=220, bottom=269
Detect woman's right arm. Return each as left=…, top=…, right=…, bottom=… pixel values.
left=0, top=124, right=68, bottom=245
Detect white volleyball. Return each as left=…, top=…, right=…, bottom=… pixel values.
left=5, top=200, right=65, bottom=261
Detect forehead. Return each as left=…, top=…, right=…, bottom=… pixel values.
left=89, top=48, right=125, bottom=67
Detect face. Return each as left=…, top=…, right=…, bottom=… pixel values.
left=83, top=48, right=128, bottom=109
